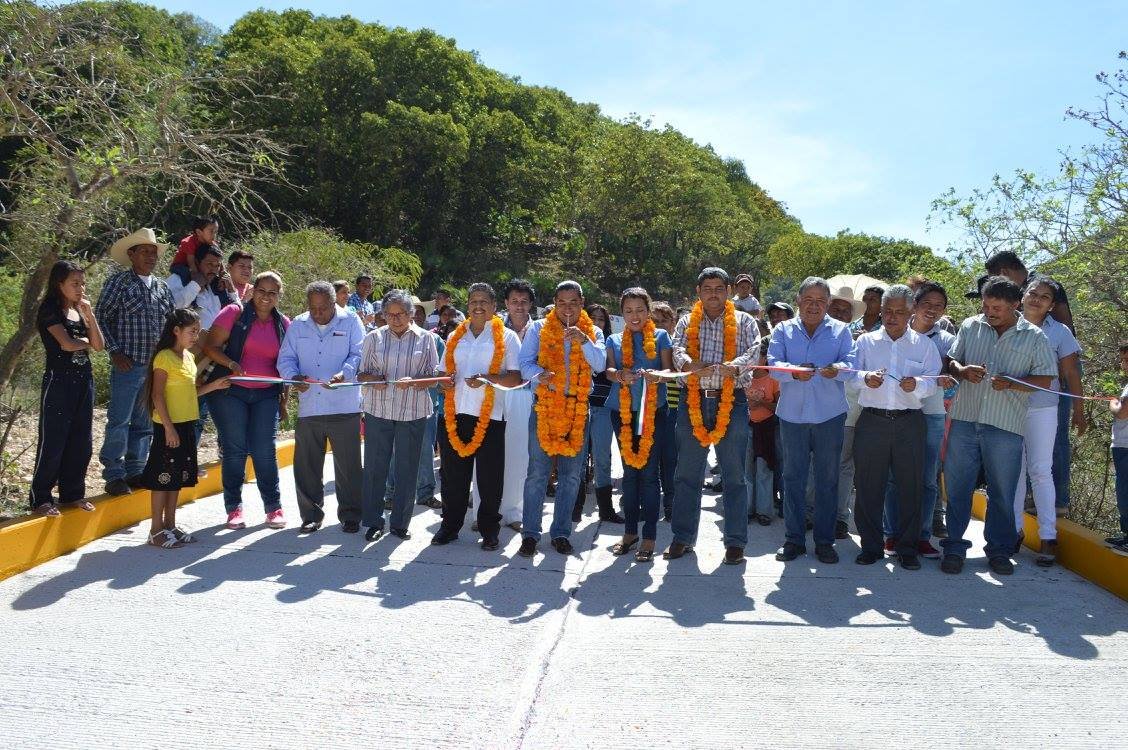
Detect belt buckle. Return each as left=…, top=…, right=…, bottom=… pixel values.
left=702, top=388, right=720, bottom=399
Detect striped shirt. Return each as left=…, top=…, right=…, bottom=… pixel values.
left=672, top=308, right=760, bottom=389
left=95, top=270, right=175, bottom=365
left=948, top=314, right=1058, bottom=435
left=358, top=324, right=439, bottom=421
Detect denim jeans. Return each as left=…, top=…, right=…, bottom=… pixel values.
left=612, top=411, right=661, bottom=539
left=1051, top=394, right=1072, bottom=508
left=746, top=456, right=775, bottom=516
left=386, top=410, right=438, bottom=501
left=779, top=413, right=846, bottom=547
left=883, top=412, right=947, bottom=541
left=941, top=419, right=1022, bottom=559
left=1113, top=447, right=1128, bottom=534
left=671, top=394, right=750, bottom=549
left=99, top=364, right=152, bottom=482
left=658, top=406, right=679, bottom=514
left=589, top=405, right=613, bottom=489
left=522, top=408, right=589, bottom=541
left=207, top=386, right=281, bottom=513
left=363, top=414, right=426, bottom=531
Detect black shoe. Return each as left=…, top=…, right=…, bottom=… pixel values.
left=104, top=479, right=131, bottom=496
left=364, top=526, right=384, bottom=542
left=855, top=550, right=883, bottom=565
left=431, top=528, right=457, bottom=545
left=899, top=553, right=921, bottom=570
left=481, top=537, right=499, bottom=551
left=125, top=475, right=145, bottom=490
left=595, top=486, right=624, bottom=523
left=932, top=516, right=948, bottom=539
left=815, top=544, right=838, bottom=564
left=940, top=554, right=964, bottom=574
left=834, top=520, right=850, bottom=540
left=755, top=514, right=773, bottom=527
left=775, top=542, right=805, bottom=561
left=551, top=537, right=574, bottom=555
left=300, top=520, right=322, bottom=534
left=662, top=542, right=694, bottom=560
left=518, top=537, right=538, bottom=558
left=390, top=527, right=411, bottom=540
left=341, top=520, right=360, bottom=534
left=988, top=556, right=1014, bottom=575
left=416, top=496, right=443, bottom=509
left=723, top=546, right=745, bottom=565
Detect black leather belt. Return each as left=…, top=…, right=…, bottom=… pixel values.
left=863, top=407, right=918, bottom=419
left=700, top=389, right=721, bottom=399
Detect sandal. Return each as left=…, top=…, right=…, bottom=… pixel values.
left=635, top=545, right=655, bottom=563
left=170, top=527, right=198, bottom=544
left=147, top=529, right=183, bottom=549
left=611, top=536, right=639, bottom=556
left=34, top=503, right=61, bottom=517
left=59, top=500, right=95, bottom=512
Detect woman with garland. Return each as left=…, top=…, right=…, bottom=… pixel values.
left=517, top=280, right=607, bottom=557
left=431, top=283, right=523, bottom=550
left=663, top=267, right=761, bottom=566
left=605, top=288, right=673, bottom=562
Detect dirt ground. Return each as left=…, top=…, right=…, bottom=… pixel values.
left=0, top=407, right=293, bottom=522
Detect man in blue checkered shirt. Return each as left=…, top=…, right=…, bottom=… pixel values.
left=95, top=229, right=176, bottom=496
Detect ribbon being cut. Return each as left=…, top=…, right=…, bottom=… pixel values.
left=229, top=375, right=454, bottom=389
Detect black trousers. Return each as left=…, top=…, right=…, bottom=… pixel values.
left=853, top=408, right=925, bottom=557
left=29, top=370, right=94, bottom=507
left=438, top=414, right=506, bottom=539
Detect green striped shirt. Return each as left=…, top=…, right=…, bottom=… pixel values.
left=949, top=314, right=1057, bottom=435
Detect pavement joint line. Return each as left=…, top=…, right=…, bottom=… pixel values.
left=508, top=518, right=606, bottom=749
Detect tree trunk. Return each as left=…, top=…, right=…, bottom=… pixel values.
left=0, top=247, right=59, bottom=390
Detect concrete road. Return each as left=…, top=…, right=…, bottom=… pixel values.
left=2, top=455, right=1126, bottom=748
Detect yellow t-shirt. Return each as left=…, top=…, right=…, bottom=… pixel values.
left=152, top=348, right=199, bottom=424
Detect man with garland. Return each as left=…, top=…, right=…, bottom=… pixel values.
left=662, top=267, right=761, bottom=565
left=517, top=280, right=607, bottom=557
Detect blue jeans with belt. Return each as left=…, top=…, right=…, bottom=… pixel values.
left=670, top=391, right=750, bottom=549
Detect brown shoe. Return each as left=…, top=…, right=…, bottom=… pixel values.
left=662, top=542, right=694, bottom=560
left=1036, top=539, right=1058, bottom=567
left=723, top=546, right=745, bottom=565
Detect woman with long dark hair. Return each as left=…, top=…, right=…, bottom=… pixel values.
left=203, top=271, right=291, bottom=530
left=29, top=260, right=105, bottom=515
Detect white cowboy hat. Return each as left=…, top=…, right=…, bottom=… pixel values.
left=108, top=228, right=169, bottom=267
left=829, top=286, right=866, bottom=320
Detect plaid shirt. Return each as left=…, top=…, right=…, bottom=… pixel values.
left=358, top=324, right=439, bottom=421
left=95, top=270, right=175, bottom=365
left=672, top=308, right=760, bottom=389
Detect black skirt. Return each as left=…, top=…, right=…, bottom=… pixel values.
left=140, top=421, right=199, bottom=491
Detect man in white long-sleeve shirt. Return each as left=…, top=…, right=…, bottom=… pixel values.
left=852, top=284, right=941, bottom=570
left=165, top=244, right=234, bottom=330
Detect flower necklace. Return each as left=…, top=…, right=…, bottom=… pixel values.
left=444, top=316, right=506, bottom=457
left=535, top=308, right=596, bottom=456
left=618, top=320, right=658, bottom=468
left=685, top=299, right=737, bottom=446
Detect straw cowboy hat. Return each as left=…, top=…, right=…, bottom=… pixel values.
left=108, top=228, right=169, bottom=267
left=410, top=295, right=436, bottom=315
left=829, top=285, right=866, bottom=320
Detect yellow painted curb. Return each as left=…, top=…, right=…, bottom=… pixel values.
left=972, top=489, right=1128, bottom=601
left=0, top=439, right=296, bottom=582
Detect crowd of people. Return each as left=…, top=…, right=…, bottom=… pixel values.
left=27, top=219, right=1128, bottom=570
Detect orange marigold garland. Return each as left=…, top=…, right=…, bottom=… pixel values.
left=444, top=316, right=506, bottom=457
left=535, top=308, right=596, bottom=456
left=685, top=299, right=737, bottom=447
left=618, top=320, right=659, bottom=469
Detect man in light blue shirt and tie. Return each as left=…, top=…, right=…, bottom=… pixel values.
left=768, top=276, right=858, bottom=564
left=277, top=280, right=365, bottom=533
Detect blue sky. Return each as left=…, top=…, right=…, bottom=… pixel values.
left=142, top=0, right=1127, bottom=252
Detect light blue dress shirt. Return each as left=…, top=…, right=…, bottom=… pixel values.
left=518, top=318, right=606, bottom=392
left=767, top=315, right=857, bottom=424
left=277, top=307, right=365, bottom=417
